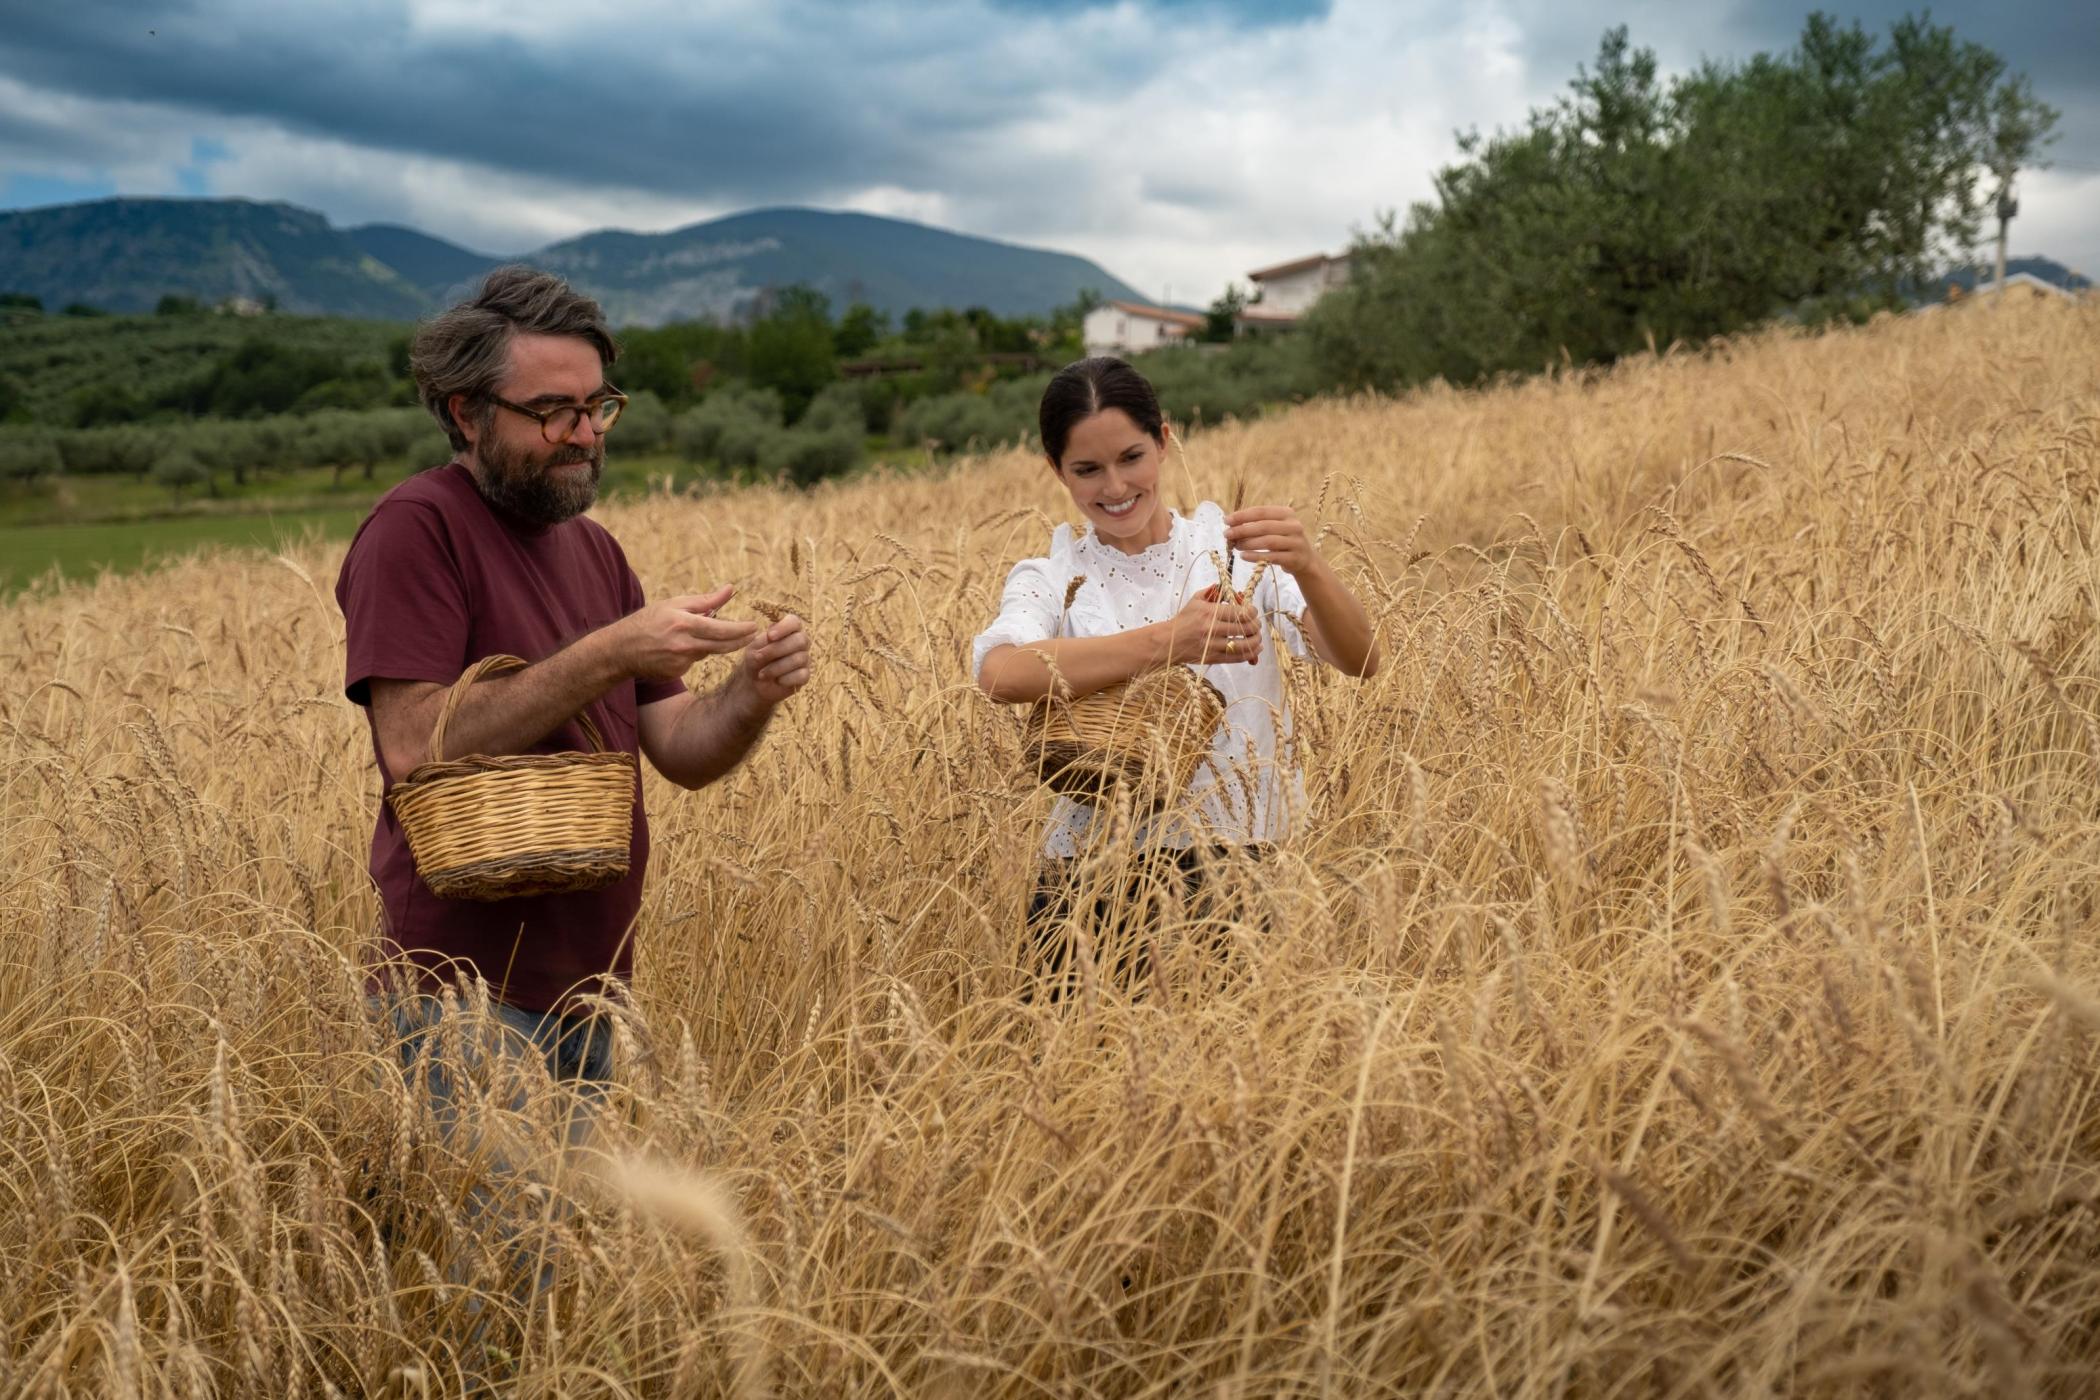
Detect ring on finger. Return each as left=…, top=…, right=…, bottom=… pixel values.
left=1226, top=637, right=1239, bottom=655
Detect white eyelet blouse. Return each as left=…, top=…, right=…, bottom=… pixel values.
left=971, top=501, right=1314, bottom=858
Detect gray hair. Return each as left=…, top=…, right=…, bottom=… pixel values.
left=410, top=265, right=619, bottom=452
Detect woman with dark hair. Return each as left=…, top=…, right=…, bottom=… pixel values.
left=973, top=356, right=1379, bottom=993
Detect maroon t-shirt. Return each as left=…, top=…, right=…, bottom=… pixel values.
left=334, top=462, right=685, bottom=1012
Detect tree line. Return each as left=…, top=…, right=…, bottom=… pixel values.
left=1306, top=14, right=2058, bottom=390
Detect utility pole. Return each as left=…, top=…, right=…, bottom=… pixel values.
left=1994, top=178, right=2016, bottom=291
left=1982, top=74, right=2058, bottom=298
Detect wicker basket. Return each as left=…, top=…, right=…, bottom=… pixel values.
left=386, top=655, right=637, bottom=901
left=1024, top=664, right=1226, bottom=811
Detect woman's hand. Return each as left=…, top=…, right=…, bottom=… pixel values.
left=980, top=593, right=1260, bottom=703
left=1225, top=506, right=1319, bottom=578
left=1162, top=588, right=1261, bottom=667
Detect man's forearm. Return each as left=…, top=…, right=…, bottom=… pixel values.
left=655, top=674, right=776, bottom=789
left=417, top=628, right=631, bottom=765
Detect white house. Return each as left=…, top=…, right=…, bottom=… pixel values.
left=1955, top=271, right=2077, bottom=304
left=1912, top=271, right=2081, bottom=315
left=1084, top=300, right=1205, bottom=357
left=1237, top=252, right=1352, bottom=333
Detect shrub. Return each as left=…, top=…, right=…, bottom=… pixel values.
left=57, top=427, right=158, bottom=478
left=799, top=381, right=867, bottom=437
left=183, top=337, right=352, bottom=417
left=762, top=423, right=865, bottom=487
left=894, top=391, right=1032, bottom=454
left=713, top=413, right=781, bottom=472
left=291, top=360, right=392, bottom=412
left=0, top=431, right=61, bottom=482
left=674, top=386, right=784, bottom=467
left=614, top=390, right=674, bottom=453
left=153, top=445, right=210, bottom=496
left=193, top=421, right=259, bottom=485
left=1137, top=339, right=1319, bottom=428
left=68, top=381, right=148, bottom=429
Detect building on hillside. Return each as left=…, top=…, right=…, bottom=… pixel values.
left=1959, top=271, right=2078, bottom=304
left=1084, top=300, right=1205, bottom=357
left=1236, top=252, right=1351, bottom=334
left=1913, top=271, right=2080, bottom=315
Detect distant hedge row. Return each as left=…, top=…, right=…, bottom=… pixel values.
left=0, top=390, right=867, bottom=490
left=0, top=407, right=446, bottom=486
left=0, top=315, right=408, bottom=428
left=0, top=332, right=1322, bottom=492
left=890, top=337, right=1320, bottom=455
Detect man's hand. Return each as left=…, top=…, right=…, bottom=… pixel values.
left=639, top=611, right=812, bottom=788
left=615, top=585, right=763, bottom=681
left=1225, top=505, right=1319, bottom=578
left=731, top=614, right=813, bottom=707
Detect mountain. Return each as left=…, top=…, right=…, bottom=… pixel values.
left=346, top=223, right=500, bottom=299
left=0, top=197, right=1148, bottom=326
left=528, top=207, right=1146, bottom=324
left=0, top=198, right=430, bottom=318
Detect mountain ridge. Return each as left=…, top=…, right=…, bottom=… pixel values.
left=0, top=197, right=432, bottom=319
left=344, top=223, right=501, bottom=300
left=0, top=197, right=1147, bottom=325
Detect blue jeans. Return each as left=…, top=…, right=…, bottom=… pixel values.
left=368, top=988, right=616, bottom=1354
left=373, top=990, right=615, bottom=1145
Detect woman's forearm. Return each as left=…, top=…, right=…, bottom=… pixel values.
left=978, top=627, right=1167, bottom=703
left=1294, top=558, right=1380, bottom=676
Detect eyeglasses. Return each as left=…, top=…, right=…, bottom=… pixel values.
left=487, top=387, right=628, bottom=443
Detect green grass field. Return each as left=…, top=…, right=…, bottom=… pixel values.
left=0, top=449, right=847, bottom=592
left=0, top=508, right=376, bottom=592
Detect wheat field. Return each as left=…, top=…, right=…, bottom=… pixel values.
left=4, top=300, right=2099, bottom=1397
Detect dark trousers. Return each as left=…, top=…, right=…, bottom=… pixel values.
left=1023, top=844, right=1269, bottom=1002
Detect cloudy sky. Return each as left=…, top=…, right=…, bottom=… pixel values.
left=2, top=0, right=2094, bottom=303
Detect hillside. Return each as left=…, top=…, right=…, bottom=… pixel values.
left=345, top=223, right=500, bottom=299
left=0, top=198, right=430, bottom=318
left=0, top=197, right=1147, bottom=325
left=0, top=312, right=406, bottom=422
left=529, top=206, right=1146, bottom=324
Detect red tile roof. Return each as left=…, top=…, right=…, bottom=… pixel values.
left=1103, top=300, right=1205, bottom=328
left=1247, top=252, right=1340, bottom=282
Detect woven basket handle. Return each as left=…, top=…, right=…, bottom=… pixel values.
left=428, top=654, right=608, bottom=764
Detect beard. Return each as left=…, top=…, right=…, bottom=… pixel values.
left=472, top=432, right=604, bottom=527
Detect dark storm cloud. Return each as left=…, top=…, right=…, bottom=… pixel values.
left=0, top=0, right=1117, bottom=210
left=992, top=0, right=1328, bottom=20
left=9, top=2, right=2087, bottom=208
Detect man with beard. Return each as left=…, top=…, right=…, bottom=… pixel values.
left=334, top=265, right=811, bottom=1109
